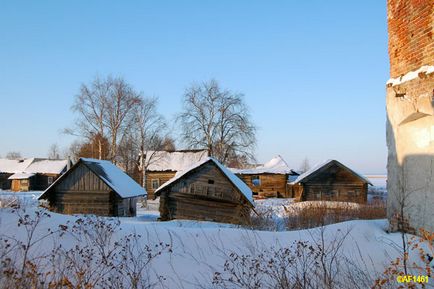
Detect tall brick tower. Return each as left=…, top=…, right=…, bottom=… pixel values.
left=386, top=0, right=434, bottom=233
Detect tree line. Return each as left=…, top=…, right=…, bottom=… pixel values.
left=62, top=75, right=257, bottom=184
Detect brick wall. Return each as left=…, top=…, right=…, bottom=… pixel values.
left=388, top=0, right=434, bottom=77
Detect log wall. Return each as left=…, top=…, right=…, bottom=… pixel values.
left=237, top=173, right=288, bottom=198
left=146, top=171, right=176, bottom=199
left=158, top=162, right=251, bottom=224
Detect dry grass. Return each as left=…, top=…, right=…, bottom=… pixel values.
left=285, top=200, right=387, bottom=230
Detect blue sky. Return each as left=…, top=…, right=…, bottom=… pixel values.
left=0, top=1, right=388, bottom=174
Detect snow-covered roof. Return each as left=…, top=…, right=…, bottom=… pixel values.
left=40, top=158, right=146, bottom=200
left=0, top=158, right=35, bottom=174
left=145, top=150, right=208, bottom=172
left=155, top=157, right=254, bottom=205
left=231, top=155, right=296, bottom=175
left=290, top=159, right=372, bottom=185
left=25, top=159, right=68, bottom=174
left=80, top=158, right=147, bottom=198
left=8, top=172, right=36, bottom=180
left=0, top=158, right=68, bottom=175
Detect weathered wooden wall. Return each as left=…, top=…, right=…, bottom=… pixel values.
left=237, top=173, right=288, bottom=198
left=146, top=171, right=176, bottom=199
left=46, top=163, right=136, bottom=217
left=32, top=174, right=61, bottom=191
left=159, top=162, right=251, bottom=224
left=295, top=164, right=368, bottom=204
left=0, top=173, right=11, bottom=190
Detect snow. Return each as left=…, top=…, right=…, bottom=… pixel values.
left=386, top=65, right=434, bottom=86
left=79, top=158, right=147, bottom=198
left=0, top=158, right=34, bottom=173
left=0, top=190, right=42, bottom=207
left=291, top=159, right=372, bottom=185
left=231, top=155, right=296, bottom=175
left=8, top=172, right=36, bottom=180
left=25, top=159, right=68, bottom=174
left=40, top=158, right=146, bottom=199
left=0, top=158, right=67, bottom=175
left=145, top=150, right=208, bottom=171
left=0, top=204, right=426, bottom=289
left=155, top=157, right=254, bottom=204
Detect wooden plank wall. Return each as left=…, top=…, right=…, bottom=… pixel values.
left=159, top=162, right=251, bottom=224
left=146, top=171, right=176, bottom=199
left=49, top=163, right=113, bottom=215
left=237, top=173, right=288, bottom=198
left=0, top=173, right=11, bottom=190
left=297, top=164, right=369, bottom=204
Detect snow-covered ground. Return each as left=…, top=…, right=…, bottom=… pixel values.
left=0, top=206, right=427, bottom=288
left=0, top=187, right=431, bottom=288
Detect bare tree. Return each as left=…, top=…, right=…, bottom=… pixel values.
left=47, top=143, right=60, bottom=160
left=6, top=151, right=22, bottom=160
left=67, top=75, right=141, bottom=163
left=299, top=157, right=311, bottom=173
left=177, top=79, right=256, bottom=165
left=132, top=97, right=167, bottom=187
left=104, top=77, right=142, bottom=163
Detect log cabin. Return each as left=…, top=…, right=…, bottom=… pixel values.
left=0, top=158, right=69, bottom=191
left=0, top=158, right=34, bottom=190
left=288, top=159, right=372, bottom=204
left=38, top=158, right=147, bottom=217
left=144, top=149, right=208, bottom=199
left=155, top=157, right=254, bottom=225
left=232, top=155, right=299, bottom=198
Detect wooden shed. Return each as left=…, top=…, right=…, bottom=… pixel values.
left=0, top=158, right=34, bottom=190
left=155, top=157, right=254, bottom=225
left=143, top=149, right=208, bottom=199
left=38, top=158, right=147, bottom=217
left=288, top=159, right=372, bottom=204
left=8, top=159, right=69, bottom=191
left=232, top=155, right=299, bottom=198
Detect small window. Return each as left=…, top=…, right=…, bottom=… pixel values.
left=251, top=175, right=261, bottom=186
left=208, top=179, right=215, bottom=184
left=48, top=177, right=54, bottom=185
left=151, top=179, right=160, bottom=190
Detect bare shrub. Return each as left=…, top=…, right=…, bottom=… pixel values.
left=248, top=206, right=281, bottom=231
left=285, top=201, right=386, bottom=230
left=0, top=209, right=171, bottom=289
left=0, top=196, right=20, bottom=208
left=211, top=226, right=371, bottom=289
left=374, top=228, right=434, bottom=288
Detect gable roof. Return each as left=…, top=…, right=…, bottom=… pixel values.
left=231, top=155, right=297, bottom=175
left=0, top=158, right=35, bottom=174
left=25, top=159, right=68, bottom=174
left=8, top=172, right=36, bottom=180
left=0, top=158, right=67, bottom=175
left=155, top=157, right=254, bottom=205
left=290, top=159, right=372, bottom=185
left=39, top=158, right=146, bottom=200
left=145, top=150, right=208, bottom=172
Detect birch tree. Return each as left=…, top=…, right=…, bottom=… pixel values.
left=133, top=97, right=167, bottom=187
left=67, top=75, right=141, bottom=163
left=178, top=79, right=256, bottom=165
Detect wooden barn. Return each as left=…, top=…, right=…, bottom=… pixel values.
left=0, top=158, right=34, bottom=190
left=0, top=158, right=69, bottom=191
left=232, top=155, right=299, bottom=198
left=9, top=159, right=69, bottom=191
left=288, top=160, right=372, bottom=204
left=144, top=149, right=208, bottom=199
left=154, top=157, right=254, bottom=225
left=39, top=158, right=147, bottom=217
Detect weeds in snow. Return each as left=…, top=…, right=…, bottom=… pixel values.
left=0, top=207, right=172, bottom=289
